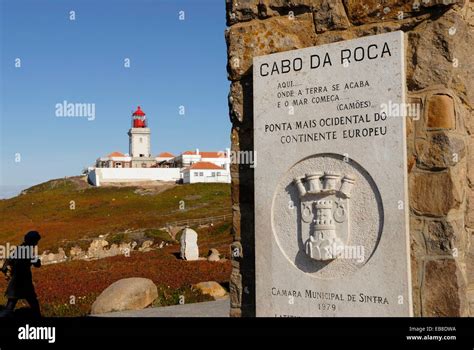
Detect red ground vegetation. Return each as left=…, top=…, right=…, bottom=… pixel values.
left=0, top=246, right=231, bottom=316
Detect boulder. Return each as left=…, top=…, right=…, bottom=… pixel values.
left=193, top=281, right=227, bottom=299
left=69, top=246, right=86, bottom=260
left=207, top=248, right=220, bottom=262
left=139, top=240, right=153, bottom=252
left=91, top=277, right=158, bottom=315
left=39, top=248, right=67, bottom=265
left=87, top=238, right=109, bottom=259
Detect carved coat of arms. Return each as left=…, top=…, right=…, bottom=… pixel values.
left=293, top=172, right=355, bottom=261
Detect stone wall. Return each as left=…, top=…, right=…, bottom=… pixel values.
left=226, top=0, right=474, bottom=317
left=37, top=238, right=158, bottom=265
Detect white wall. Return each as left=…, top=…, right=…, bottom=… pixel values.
left=200, top=157, right=229, bottom=168
left=183, top=170, right=191, bottom=183
left=181, top=154, right=201, bottom=166
left=88, top=169, right=100, bottom=186
left=183, top=169, right=230, bottom=184
left=89, top=168, right=180, bottom=186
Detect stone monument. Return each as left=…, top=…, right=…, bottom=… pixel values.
left=180, top=227, right=199, bottom=261
left=253, top=31, right=412, bottom=317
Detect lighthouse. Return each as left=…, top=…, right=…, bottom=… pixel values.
left=128, top=106, right=155, bottom=168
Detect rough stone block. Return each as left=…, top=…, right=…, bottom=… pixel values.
left=423, top=219, right=463, bottom=256
left=422, top=259, right=464, bottom=316
left=343, top=0, right=462, bottom=25
left=232, top=205, right=242, bottom=238
left=410, top=170, right=463, bottom=216
left=229, top=307, right=242, bottom=317
left=226, top=0, right=319, bottom=25
left=229, top=76, right=254, bottom=125
left=226, top=0, right=261, bottom=25
left=313, top=0, right=350, bottom=33
left=410, top=225, right=426, bottom=258
left=226, top=13, right=316, bottom=80
left=467, top=136, right=474, bottom=187
left=466, top=189, right=474, bottom=229
left=426, top=94, right=456, bottom=129
left=229, top=269, right=243, bottom=307
left=407, top=11, right=474, bottom=106
left=415, top=131, right=464, bottom=169
left=410, top=253, right=422, bottom=316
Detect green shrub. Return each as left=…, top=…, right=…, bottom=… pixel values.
left=152, top=285, right=213, bottom=307
left=214, top=221, right=232, bottom=235
left=107, top=233, right=127, bottom=245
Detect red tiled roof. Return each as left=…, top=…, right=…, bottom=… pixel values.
left=188, top=162, right=223, bottom=170
left=108, top=151, right=126, bottom=157
left=182, top=151, right=226, bottom=158
left=157, top=152, right=175, bottom=157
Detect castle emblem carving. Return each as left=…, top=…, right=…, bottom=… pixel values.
left=293, top=172, right=355, bottom=261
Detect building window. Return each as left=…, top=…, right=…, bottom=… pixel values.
left=211, top=172, right=215, bottom=177
left=139, top=137, right=143, bottom=143
left=194, top=172, right=198, bottom=176
left=199, top=172, right=204, bottom=176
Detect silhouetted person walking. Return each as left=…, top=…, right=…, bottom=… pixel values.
left=1, top=231, right=42, bottom=318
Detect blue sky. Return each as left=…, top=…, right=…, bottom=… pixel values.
left=0, top=0, right=230, bottom=197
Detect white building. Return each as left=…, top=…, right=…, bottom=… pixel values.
left=89, top=106, right=231, bottom=186
left=96, top=152, right=132, bottom=168
left=182, top=162, right=231, bottom=184
left=155, top=152, right=175, bottom=167
left=169, top=149, right=231, bottom=170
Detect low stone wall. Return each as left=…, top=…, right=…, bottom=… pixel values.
left=39, top=238, right=165, bottom=265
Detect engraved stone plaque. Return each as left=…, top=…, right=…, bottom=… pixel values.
left=253, top=31, right=412, bottom=316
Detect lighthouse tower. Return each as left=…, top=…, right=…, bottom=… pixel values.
left=128, top=106, right=154, bottom=167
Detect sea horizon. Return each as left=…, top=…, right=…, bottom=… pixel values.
left=0, top=184, right=33, bottom=199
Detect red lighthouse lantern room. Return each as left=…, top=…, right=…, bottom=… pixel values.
left=132, top=106, right=147, bottom=128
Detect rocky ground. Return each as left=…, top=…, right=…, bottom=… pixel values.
left=0, top=176, right=233, bottom=317
left=0, top=239, right=232, bottom=317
